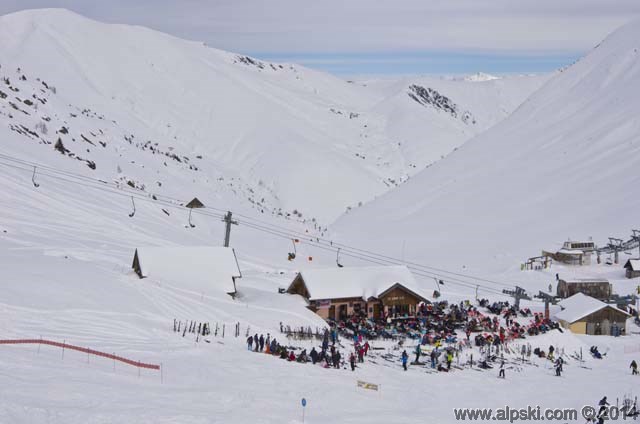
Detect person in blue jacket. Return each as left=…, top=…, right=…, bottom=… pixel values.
left=401, top=350, right=409, bottom=371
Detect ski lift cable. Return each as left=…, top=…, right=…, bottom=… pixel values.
left=239, top=221, right=505, bottom=295
left=0, top=160, right=226, bottom=221
left=237, top=218, right=512, bottom=291
left=227, top=207, right=510, bottom=286
left=0, top=154, right=212, bottom=208
left=230, top=209, right=513, bottom=288
left=238, top=220, right=506, bottom=295
left=1, top=161, right=505, bottom=295
left=0, top=154, right=520, bottom=292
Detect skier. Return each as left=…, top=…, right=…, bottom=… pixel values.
left=498, top=360, right=505, bottom=378
left=310, top=347, right=318, bottom=364
left=364, top=341, right=370, bottom=356
left=349, top=352, right=356, bottom=371
left=401, top=350, right=409, bottom=371
left=253, top=334, right=259, bottom=352
left=334, top=351, right=341, bottom=369
left=555, top=360, right=562, bottom=377
left=246, top=335, right=253, bottom=351
left=415, top=344, right=421, bottom=363
left=631, top=360, right=638, bottom=375
left=259, top=334, right=265, bottom=352
left=598, top=397, right=610, bottom=424
left=430, top=349, right=437, bottom=369
left=446, top=351, right=453, bottom=370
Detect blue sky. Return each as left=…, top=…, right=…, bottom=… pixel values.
left=254, top=51, right=583, bottom=77
left=0, top=0, right=638, bottom=76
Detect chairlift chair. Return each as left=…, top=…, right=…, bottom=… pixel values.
left=31, top=166, right=40, bottom=188
left=288, top=239, right=297, bottom=261
left=128, top=196, right=136, bottom=218
left=188, top=208, right=195, bottom=228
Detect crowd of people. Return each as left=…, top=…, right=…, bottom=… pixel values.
left=247, top=329, right=365, bottom=370
left=250, top=297, right=577, bottom=377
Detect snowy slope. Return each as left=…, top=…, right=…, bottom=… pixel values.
left=361, top=74, right=550, bottom=170
left=0, top=8, right=545, bottom=223
left=4, top=9, right=639, bottom=424
left=332, top=19, right=640, bottom=278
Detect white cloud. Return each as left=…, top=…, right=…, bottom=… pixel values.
left=1, top=0, right=639, bottom=55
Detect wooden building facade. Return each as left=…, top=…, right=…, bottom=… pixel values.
left=557, top=279, right=611, bottom=301
left=558, top=306, right=629, bottom=335
left=286, top=266, right=428, bottom=321
left=624, top=259, right=640, bottom=279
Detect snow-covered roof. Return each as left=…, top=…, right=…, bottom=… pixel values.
left=561, top=278, right=610, bottom=284
left=557, top=249, right=584, bottom=255
left=625, top=259, right=640, bottom=271
left=555, top=293, right=629, bottom=323
left=134, top=246, right=241, bottom=294
left=294, top=265, right=428, bottom=301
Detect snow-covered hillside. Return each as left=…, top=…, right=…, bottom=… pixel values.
left=358, top=74, right=549, bottom=170
left=0, top=8, right=546, bottom=223
left=4, top=8, right=640, bottom=424
left=333, top=18, right=640, bottom=277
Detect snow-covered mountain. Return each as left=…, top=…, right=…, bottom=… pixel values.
left=0, top=8, right=546, bottom=224
left=2, top=9, right=640, bottom=424
left=332, top=18, right=640, bottom=276
left=463, top=72, right=501, bottom=82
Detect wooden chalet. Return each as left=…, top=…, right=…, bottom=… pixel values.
left=287, top=266, right=428, bottom=321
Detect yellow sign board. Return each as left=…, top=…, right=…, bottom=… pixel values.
left=357, top=380, right=379, bottom=391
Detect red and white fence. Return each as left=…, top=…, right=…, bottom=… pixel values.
left=0, top=338, right=161, bottom=372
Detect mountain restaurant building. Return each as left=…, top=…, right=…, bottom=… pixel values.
left=556, top=278, right=612, bottom=301
left=286, top=266, right=429, bottom=321
left=555, top=293, right=630, bottom=336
